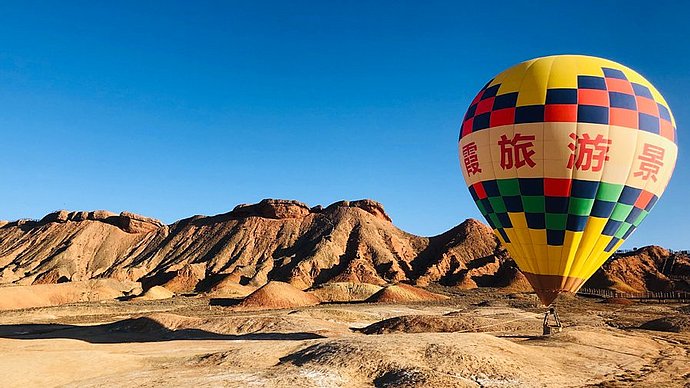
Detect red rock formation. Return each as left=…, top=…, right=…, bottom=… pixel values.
left=0, top=199, right=684, bottom=297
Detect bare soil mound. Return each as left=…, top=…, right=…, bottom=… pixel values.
left=358, top=312, right=541, bottom=334
left=640, top=315, right=690, bottom=333
left=135, top=286, right=175, bottom=300
left=208, top=276, right=256, bottom=297
left=310, top=282, right=382, bottom=303
left=159, top=264, right=206, bottom=293
left=278, top=332, right=618, bottom=387
left=0, top=279, right=139, bottom=310
left=366, top=283, right=449, bottom=303
left=238, top=281, right=320, bottom=310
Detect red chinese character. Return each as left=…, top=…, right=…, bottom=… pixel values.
left=634, top=143, right=665, bottom=182
left=462, top=142, right=482, bottom=175
left=567, top=133, right=611, bottom=172
left=498, top=133, right=536, bottom=169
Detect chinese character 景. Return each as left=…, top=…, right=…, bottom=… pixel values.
left=634, top=143, right=665, bottom=182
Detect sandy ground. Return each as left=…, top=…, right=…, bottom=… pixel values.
left=0, top=289, right=688, bottom=387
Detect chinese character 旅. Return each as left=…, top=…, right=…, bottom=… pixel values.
left=498, top=133, right=536, bottom=170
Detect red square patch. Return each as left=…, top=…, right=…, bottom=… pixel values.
left=473, top=182, right=487, bottom=199
left=634, top=190, right=654, bottom=209
left=609, top=107, right=638, bottom=128
left=605, top=78, right=634, bottom=94
left=490, top=108, right=515, bottom=127
left=577, top=89, right=609, bottom=107
left=476, top=97, right=495, bottom=115
left=660, top=120, right=675, bottom=142
left=544, top=178, right=572, bottom=197
left=461, top=118, right=474, bottom=136
left=544, top=104, right=577, bottom=122
left=636, top=96, right=659, bottom=116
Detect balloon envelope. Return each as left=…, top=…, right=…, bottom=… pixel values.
left=458, top=55, right=677, bottom=305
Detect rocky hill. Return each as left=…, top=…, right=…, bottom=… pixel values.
left=0, top=199, right=686, bottom=294
left=585, top=246, right=690, bottom=293
left=0, top=199, right=512, bottom=292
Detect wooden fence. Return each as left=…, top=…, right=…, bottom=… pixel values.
left=577, top=288, right=690, bottom=303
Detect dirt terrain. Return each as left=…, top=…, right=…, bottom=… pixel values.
left=1, top=200, right=688, bottom=386
left=1, top=199, right=687, bottom=314
left=0, top=288, right=688, bottom=387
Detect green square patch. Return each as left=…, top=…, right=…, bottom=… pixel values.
left=568, top=198, right=594, bottom=216
left=488, top=197, right=507, bottom=214
left=497, top=179, right=520, bottom=196
left=488, top=213, right=502, bottom=228
left=545, top=213, right=567, bottom=230
left=615, top=223, right=632, bottom=239
left=522, top=196, right=545, bottom=213
left=633, top=209, right=648, bottom=226
left=610, top=203, right=633, bottom=222
left=596, top=182, right=624, bottom=202
left=476, top=200, right=490, bottom=216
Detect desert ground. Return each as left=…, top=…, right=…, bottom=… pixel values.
left=0, top=288, right=687, bottom=388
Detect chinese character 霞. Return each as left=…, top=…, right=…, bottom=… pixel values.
left=462, top=142, right=482, bottom=175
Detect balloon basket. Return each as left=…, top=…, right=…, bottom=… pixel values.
left=542, top=307, right=562, bottom=336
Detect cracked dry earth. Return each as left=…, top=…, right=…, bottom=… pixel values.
left=0, top=290, right=688, bottom=387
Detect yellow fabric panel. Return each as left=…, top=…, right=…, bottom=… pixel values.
left=512, top=228, right=536, bottom=262
left=547, top=245, right=564, bottom=275
left=528, top=229, right=547, bottom=246
left=533, top=244, right=550, bottom=274
left=560, top=231, right=583, bottom=275
left=508, top=213, right=528, bottom=229
left=569, top=217, right=609, bottom=278
left=578, top=236, right=615, bottom=277
left=580, top=239, right=618, bottom=281
left=495, top=59, right=535, bottom=94
left=487, top=66, right=512, bottom=88
left=503, top=228, right=535, bottom=273
left=502, top=241, right=534, bottom=274
left=572, top=55, right=606, bottom=77
left=546, top=55, right=579, bottom=88
left=516, top=57, right=554, bottom=106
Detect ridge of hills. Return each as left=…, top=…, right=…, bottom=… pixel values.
left=0, top=198, right=687, bottom=296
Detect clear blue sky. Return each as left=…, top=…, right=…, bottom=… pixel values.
left=0, top=1, right=687, bottom=248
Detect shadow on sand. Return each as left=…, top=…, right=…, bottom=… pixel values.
left=208, top=297, right=244, bottom=307
left=0, top=317, right=324, bottom=344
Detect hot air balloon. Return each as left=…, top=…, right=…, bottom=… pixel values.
left=458, top=55, right=677, bottom=307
